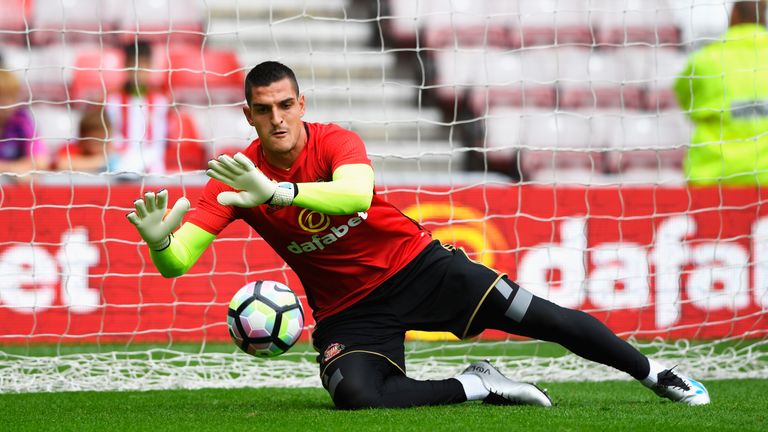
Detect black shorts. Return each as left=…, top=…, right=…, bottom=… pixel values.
left=311, top=240, right=503, bottom=372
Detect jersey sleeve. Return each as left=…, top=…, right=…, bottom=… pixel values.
left=324, top=125, right=371, bottom=172
left=187, top=179, right=238, bottom=235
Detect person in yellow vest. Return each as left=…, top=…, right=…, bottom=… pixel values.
left=674, top=0, right=768, bottom=185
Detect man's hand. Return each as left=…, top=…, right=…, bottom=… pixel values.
left=126, top=190, right=190, bottom=251
left=206, top=153, right=277, bottom=208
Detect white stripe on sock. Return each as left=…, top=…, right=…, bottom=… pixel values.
left=455, top=374, right=490, bottom=401
left=641, top=358, right=668, bottom=388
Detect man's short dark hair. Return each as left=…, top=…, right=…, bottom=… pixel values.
left=79, top=106, right=111, bottom=137
left=732, top=0, right=767, bottom=24
left=244, top=61, right=300, bottom=106
left=124, top=40, right=152, bottom=65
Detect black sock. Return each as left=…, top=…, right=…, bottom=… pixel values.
left=477, top=278, right=650, bottom=380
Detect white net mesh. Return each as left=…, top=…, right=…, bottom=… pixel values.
left=1, top=0, right=767, bottom=393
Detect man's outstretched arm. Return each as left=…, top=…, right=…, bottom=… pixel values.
left=292, top=163, right=373, bottom=214
left=127, top=190, right=216, bottom=277
left=149, top=222, right=216, bottom=277
left=206, top=153, right=373, bottom=215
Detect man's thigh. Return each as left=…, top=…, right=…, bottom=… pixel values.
left=395, top=245, right=503, bottom=339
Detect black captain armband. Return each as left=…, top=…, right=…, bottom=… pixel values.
left=269, top=182, right=298, bottom=207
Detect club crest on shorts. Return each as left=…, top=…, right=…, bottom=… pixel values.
left=323, top=342, right=345, bottom=363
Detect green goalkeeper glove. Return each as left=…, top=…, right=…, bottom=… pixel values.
left=206, top=152, right=296, bottom=208
left=126, top=189, right=190, bottom=251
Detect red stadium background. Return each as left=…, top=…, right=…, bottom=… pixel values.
left=1, top=184, right=766, bottom=343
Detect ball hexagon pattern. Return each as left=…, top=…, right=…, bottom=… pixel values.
left=227, top=280, right=305, bottom=357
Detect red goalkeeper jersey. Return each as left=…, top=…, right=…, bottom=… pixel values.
left=189, top=122, right=433, bottom=321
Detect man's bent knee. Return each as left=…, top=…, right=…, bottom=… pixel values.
left=328, top=377, right=384, bottom=410
left=322, top=361, right=385, bottom=409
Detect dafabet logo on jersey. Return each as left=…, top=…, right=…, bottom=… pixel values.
left=297, top=209, right=331, bottom=233
left=287, top=209, right=368, bottom=254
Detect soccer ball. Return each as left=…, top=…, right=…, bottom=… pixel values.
left=227, top=280, right=305, bottom=357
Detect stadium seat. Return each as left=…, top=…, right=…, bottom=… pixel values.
left=555, top=47, right=595, bottom=108
left=303, top=104, right=445, bottom=152
left=467, top=48, right=558, bottom=114
left=642, top=47, right=689, bottom=111
left=382, top=0, right=425, bottom=47
left=420, top=0, right=510, bottom=48
left=367, top=139, right=462, bottom=178
left=0, top=0, right=31, bottom=45
left=0, top=44, right=79, bottom=102
left=111, top=0, right=205, bottom=46
left=605, top=111, right=690, bottom=183
left=384, top=0, right=512, bottom=48
left=670, top=0, right=730, bottom=49
left=162, top=45, right=245, bottom=104
left=556, top=47, right=644, bottom=110
left=519, top=48, right=559, bottom=103
left=510, top=0, right=593, bottom=47
left=593, top=0, right=681, bottom=45
left=429, top=49, right=480, bottom=108
left=69, top=46, right=126, bottom=103
left=186, top=106, right=256, bottom=157
left=28, top=103, right=79, bottom=157
left=519, top=111, right=609, bottom=183
left=68, top=41, right=178, bottom=104
left=482, top=107, right=527, bottom=164
left=31, top=0, right=116, bottom=45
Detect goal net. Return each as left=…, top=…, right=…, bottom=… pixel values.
left=1, top=0, right=767, bottom=393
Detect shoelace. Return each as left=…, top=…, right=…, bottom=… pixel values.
left=657, top=366, right=691, bottom=391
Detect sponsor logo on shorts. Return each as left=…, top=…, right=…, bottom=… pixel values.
left=288, top=212, right=368, bottom=254
left=323, top=342, right=345, bottom=363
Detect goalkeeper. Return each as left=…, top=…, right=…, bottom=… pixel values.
left=127, top=61, right=710, bottom=409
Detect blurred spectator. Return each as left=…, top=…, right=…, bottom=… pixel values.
left=674, top=0, right=768, bottom=185
left=54, top=107, right=115, bottom=173
left=105, top=40, right=168, bottom=175
left=0, top=70, right=49, bottom=178
left=165, top=109, right=207, bottom=173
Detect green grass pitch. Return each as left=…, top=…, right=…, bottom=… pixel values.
left=2, top=381, right=767, bottom=432
left=1, top=341, right=766, bottom=431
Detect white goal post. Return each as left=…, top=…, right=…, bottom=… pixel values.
left=0, top=0, right=766, bottom=393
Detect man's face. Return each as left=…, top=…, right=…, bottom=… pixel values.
left=78, top=126, right=110, bottom=155
left=125, top=55, right=153, bottom=90
left=135, top=56, right=153, bottom=88
left=243, top=77, right=305, bottom=158
left=0, top=90, right=18, bottom=123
